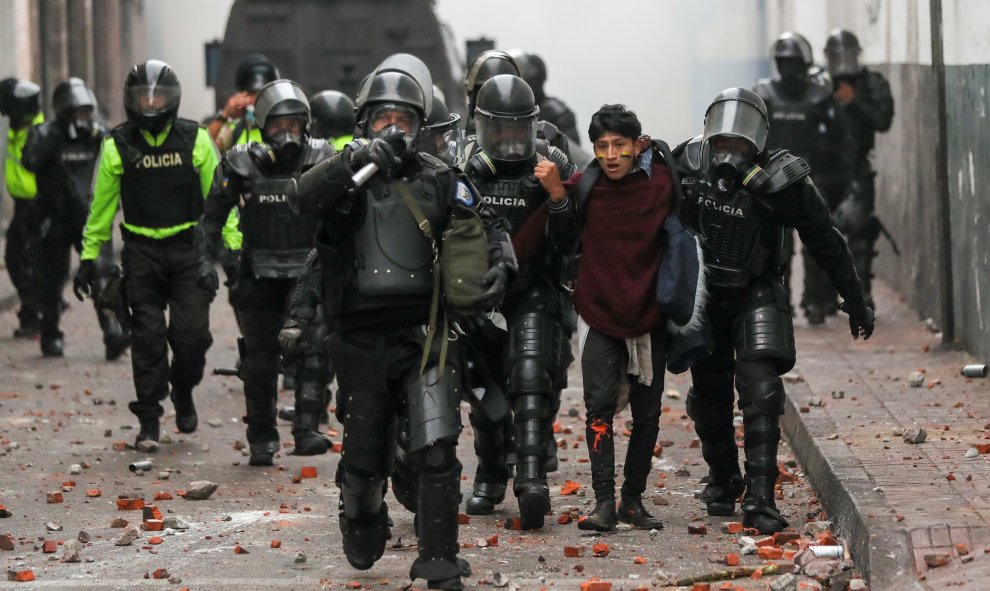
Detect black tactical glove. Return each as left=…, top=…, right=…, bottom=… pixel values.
left=248, top=142, right=278, bottom=170
left=73, top=259, right=98, bottom=301
left=196, top=258, right=219, bottom=296
left=840, top=299, right=875, bottom=340
left=474, top=262, right=510, bottom=311
left=348, top=137, right=403, bottom=180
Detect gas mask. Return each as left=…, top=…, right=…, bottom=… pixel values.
left=776, top=57, right=806, bottom=83
left=269, top=128, right=302, bottom=160
left=710, top=145, right=749, bottom=192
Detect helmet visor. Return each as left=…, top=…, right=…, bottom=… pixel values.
left=476, top=115, right=536, bottom=161
left=703, top=99, right=768, bottom=153
left=420, top=118, right=464, bottom=164
left=125, top=85, right=180, bottom=118
left=826, top=49, right=860, bottom=78
left=366, top=103, right=421, bottom=139
left=57, top=85, right=96, bottom=113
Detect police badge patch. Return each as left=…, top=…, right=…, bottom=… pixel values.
left=454, top=181, right=475, bottom=206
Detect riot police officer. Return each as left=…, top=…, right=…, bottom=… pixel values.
left=308, top=90, right=355, bottom=150
left=753, top=32, right=833, bottom=307
left=419, top=92, right=464, bottom=167
left=675, top=88, right=874, bottom=534
left=209, top=53, right=280, bottom=153
left=458, top=74, right=573, bottom=529
left=819, top=29, right=894, bottom=311
left=290, top=54, right=514, bottom=591
left=21, top=77, right=129, bottom=358
left=197, top=79, right=334, bottom=466
left=508, top=49, right=581, bottom=147
left=74, top=60, right=240, bottom=451
left=2, top=78, right=44, bottom=338
left=464, top=50, right=572, bottom=161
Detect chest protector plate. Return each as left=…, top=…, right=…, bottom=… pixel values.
left=239, top=142, right=325, bottom=279
left=474, top=165, right=541, bottom=234
left=758, top=82, right=819, bottom=160
left=682, top=177, right=779, bottom=289
left=352, top=170, right=446, bottom=297
left=114, top=119, right=202, bottom=229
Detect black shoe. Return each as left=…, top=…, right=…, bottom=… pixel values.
left=618, top=495, right=664, bottom=529
left=136, top=418, right=160, bottom=452
left=41, top=337, right=64, bottom=357
left=699, top=475, right=745, bottom=517
left=340, top=509, right=389, bottom=570
left=105, top=333, right=131, bottom=361
left=577, top=498, right=618, bottom=532
left=248, top=440, right=280, bottom=466
left=465, top=481, right=506, bottom=515
left=14, top=324, right=39, bottom=339
left=427, top=577, right=465, bottom=591
left=517, top=485, right=551, bottom=530
left=278, top=406, right=296, bottom=422
left=292, top=429, right=332, bottom=455
left=170, top=389, right=198, bottom=434
left=741, top=495, right=788, bottom=534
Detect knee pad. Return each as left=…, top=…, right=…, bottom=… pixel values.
left=740, top=377, right=785, bottom=417
left=404, top=363, right=462, bottom=453
left=735, top=294, right=795, bottom=374
left=411, top=442, right=459, bottom=473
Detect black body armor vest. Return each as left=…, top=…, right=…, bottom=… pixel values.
left=753, top=79, right=830, bottom=161
left=350, top=155, right=448, bottom=299
left=114, top=118, right=202, bottom=229
left=237, top=139, right=330, bottom=279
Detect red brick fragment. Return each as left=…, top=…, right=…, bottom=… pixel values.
left=724, top=553, right=739, bottom=566
left=692, top=584, right=711, bottom=591
left=486, top=534, right=499, bottom=546
left=148, top=536, right=163, bottom=545
left=0, top=533, right=14, bottom=551
left=116, top=498, right=144, bottom=511
left=7, top=569, right=35, bottom=582
left=331, top=442, right=343, bottom=453
left=633, top=555, right=647, bottom=564
left=143, top=506, right=163, bottom=521
left=234, top=544, right=249, bottom=554
left=153, top=491, right=172, bottom=501
left=557, top=513, right=572, bottom=524
left=270, top=540, right=281, bottom=548
left=924, top=553, right=950, bottom=568
left=560, top=480, right=581, bottom=495
left=975, top=443, right=990, bottom=454
left=85, top=489, right=102, bottom=498
left=773, top=532, right=800, bottom=545
left=143, top=519, right=164, bottom=531
left=151, top=567, right=168, bottom=579
left=457, top=513, right=470, bottom=525
left=42, top=540, right=57, bottom=553
left=757, top=546, right=783, bottom=559
left=816, top=531, right=837, bottom=546
left=112, top=441, right=128, bottom=451
left=564, top=545, right=585, bottom=557
left=722, top=522, right=743, bottom=534
left=580, top=580, right=612, bottom=591
left=955, top=543, right=969, bottom=556
left=300, top=466, right=317, bottom=479
left=592, top=542, right=610, bottom=557
left=653, top=444, right=663, bottom=457
left=688, top=522, right=708, bottom=535
left=689, top=438, right=700, bottom=448
left=46, top=492, right=63, bottom=504
left=346, top=582, right=362, bottom=590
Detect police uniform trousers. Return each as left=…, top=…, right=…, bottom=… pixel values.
left=329, top=324, right=465, bottom=582
left=687, top=281, right=792, bottom=508
left=122, top=230, right=213, bottom=420
left=5, top=198, right=42, bottom=330
left=39, top=218, right=121, bottom=344
left=235, top=270, right=296, bottom=444
left=581, top=326, right=666, bottom=502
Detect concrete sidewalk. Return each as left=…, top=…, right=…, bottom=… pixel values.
left=783, top=278, right=990, bottom=590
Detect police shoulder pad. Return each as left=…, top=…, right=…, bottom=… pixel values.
left=418, top=151, right=449, bottom=174
left=540, top=97, right=571, bottom=121
left=762, top=149, right=810, bottom=194
left=674, top=135, right=705, bottom=177
left=224, top=144, right=253, bottom=177
left=536, top=120, right=559, bottom=143
left=301, top=138, right=333, bottom=167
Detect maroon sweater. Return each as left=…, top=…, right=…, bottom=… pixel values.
left=568, top=162, right=673, bottom=339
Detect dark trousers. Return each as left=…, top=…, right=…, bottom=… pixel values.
left=5, top=198, right=41, bottom=327
left=236, top=272, right=294, bottom=444
left=122, top=237, right=213, bottom=420
left=39, top=220, right=118, bottom=342
left=581, top=327, right=666, bottom=501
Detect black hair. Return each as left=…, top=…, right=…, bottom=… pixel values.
left=588, top=104, right=641, bottom=144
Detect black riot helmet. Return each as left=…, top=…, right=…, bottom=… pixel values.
left=771, top=34, right=810, bottom=83
left=3, top=80, right=41, bottom=126
left=507, top=49, right=548, bottom=100
left=0, top=77, right=18, bottom=116
left=52, top=77, right=97, bottom=122
left=703, top=88, right=769, bottom=189
left=419, top=90, right=463, bottom=166
left=464, top=50, right=520, bottom=113
left=355, top=53, right=432, bottom=147
left=235, top=54, right=280, bottom=93
left=824, top=29, right=862, bottom=79
left=475, top=74, right=540, bottom=163
left=124, top=59, right=181, bottom=134
left=308, top=90, right=355, bottom=140
left=254, top=79, right=309, bottom=160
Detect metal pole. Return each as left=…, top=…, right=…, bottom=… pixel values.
left=929, top=0, right=955, bottom=344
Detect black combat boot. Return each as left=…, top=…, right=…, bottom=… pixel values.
left=465, top=413, right=509, bottom=515
left=578, top=498, right=618, bottom=532
left=740, top=414, right=789, bottom=534
left=686, top=384, right=745, bottom=516
left=291, top=377, right=332, bottom=455
left=337, top=466, right=390, bottom=570
left=618, top=495, right=664, bottom=530
left=170, top=387, right=198, bottom=434
left=513, top=394, right=552, bottom=529
left=135, top=418, right=160, bottom=452
left=100, top=314, right=130, bottom=361
left=411, top=463, right=465, bottom=591
left=41, top=335, right=64, bottom=357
